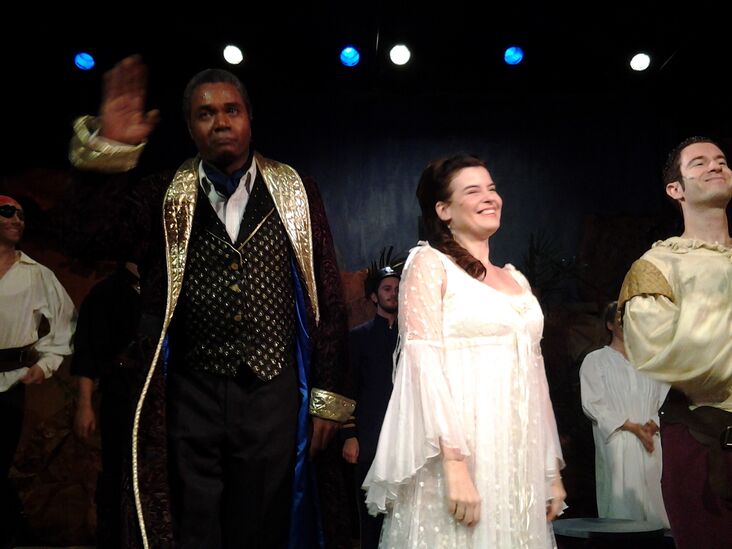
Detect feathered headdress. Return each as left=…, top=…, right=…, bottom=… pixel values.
left=364, top=246, right=406, bottom=297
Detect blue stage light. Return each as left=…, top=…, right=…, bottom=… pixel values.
left=74, top=52, right=95, bottom=70
left=504, top=46, right=524, bottom=65
left=340, top=46, right=360, bottom=67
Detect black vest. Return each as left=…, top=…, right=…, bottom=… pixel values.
left=175, top=172, right=296, bottom=380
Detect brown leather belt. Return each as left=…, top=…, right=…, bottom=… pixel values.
left=0, top=345, right=38, bottom=373
left=661, top=389, right=732, bottom=500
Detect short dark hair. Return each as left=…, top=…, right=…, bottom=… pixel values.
left=603, top=301, right=618, bottom=329
left=182, top=68, right=252, bottom=123
left=662, top=136, right=723, bottom=190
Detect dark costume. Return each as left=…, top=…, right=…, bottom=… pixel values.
left=60, top=116, right=353, bottom=548
left=342, top=314, right=398, bottom=549
left=71, top=266, right=141, bottom=548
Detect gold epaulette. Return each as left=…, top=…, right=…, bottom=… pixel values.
left=618, top=259, right=675, bottom=319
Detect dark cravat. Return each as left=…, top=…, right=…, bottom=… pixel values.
left=203, top=162, right=248, bottom=199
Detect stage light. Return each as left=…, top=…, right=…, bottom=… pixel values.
left=223, top=45, right=244, bottom=65
left=630, top=53, right=651, bottom=71
left=389, top=44, right=411, bottom=66
left=74, top=52, right=95, bottom=71
left=504, top=46, right=524, bottom=66
left=340, top=46, right=360, bottom=67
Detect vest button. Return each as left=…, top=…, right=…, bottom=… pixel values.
left=233, top=313, right=242, bottom=322
left=230, top=262, right=240, bottom=270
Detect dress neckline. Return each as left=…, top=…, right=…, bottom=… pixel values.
left=432, top=246, right=529, bottom=298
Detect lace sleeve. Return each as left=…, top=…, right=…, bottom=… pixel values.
left=363, top=244, right=469, bottom=514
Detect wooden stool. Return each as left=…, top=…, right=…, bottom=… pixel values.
left=553, top=517, right=672, bottom=548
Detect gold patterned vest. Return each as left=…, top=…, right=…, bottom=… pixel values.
left=175, top=171, right=296, bottom=380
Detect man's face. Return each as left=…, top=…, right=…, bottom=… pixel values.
left=372, top=276, right=399, bottom=315
left=188, top=82, right=252, bottom=174
left=671, top=142, right=732, bottom=209
left=0, top=198, right=24, bottom=246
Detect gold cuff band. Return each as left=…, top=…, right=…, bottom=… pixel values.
left=309, top=388, right=356, bottom=422
left=69, top=115, right=145, bottom=173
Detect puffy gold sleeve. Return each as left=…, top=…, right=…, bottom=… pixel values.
left=69, top=115, right=145, bottom=173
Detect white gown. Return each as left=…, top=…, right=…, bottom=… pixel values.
left=363, top=243, right=564, bottom=549
left=579, top=346, right=670, bottom=527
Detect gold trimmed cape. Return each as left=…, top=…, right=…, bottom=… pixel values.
left=130, top=154, right=350, bottom=547
left=70, top=119, right=354, bottom=547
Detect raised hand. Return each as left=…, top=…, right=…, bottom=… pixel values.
left=99, top=55, right=160, bottom=145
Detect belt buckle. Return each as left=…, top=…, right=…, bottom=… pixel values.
left=18, top=348, right=26, bottom=364
left=722, top=425, right=732, bottom=450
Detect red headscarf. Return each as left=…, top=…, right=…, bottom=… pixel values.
left=0, top=195, right=20, bottom=207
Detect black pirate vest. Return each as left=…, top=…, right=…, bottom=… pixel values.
left=176, top=171, right=296, bottom=380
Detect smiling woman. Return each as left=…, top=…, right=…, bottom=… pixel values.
left=434, top=164, right=506, bottom=286
left=363, top=153, right=566, bottom=548
left=437, top=166, right=502, bottom=235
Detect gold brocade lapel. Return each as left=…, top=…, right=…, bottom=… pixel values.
left=255, top=152, right=319, bottom=324
left=161, top=157, right=200, bottom=321
left=132, top=157, right=199, bottom=549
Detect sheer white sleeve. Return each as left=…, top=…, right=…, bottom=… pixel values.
left=363, top=245, right=469, bottom=514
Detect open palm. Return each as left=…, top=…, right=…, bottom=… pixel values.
left=99, top=56, right=160, bottom=145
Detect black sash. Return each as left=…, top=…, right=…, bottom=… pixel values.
left=0, top=344, right=38, bottom=372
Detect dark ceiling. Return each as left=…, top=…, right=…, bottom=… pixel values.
left=3, top=3, right=731, bottom=172
left=27, top=3, right=725, bottom=90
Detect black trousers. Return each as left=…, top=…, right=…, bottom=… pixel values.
left=0, top=384, right=25, bottom=548
left=167, top=365, right=299, bottom=549
left=96, top=373, right=134, bottom=549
